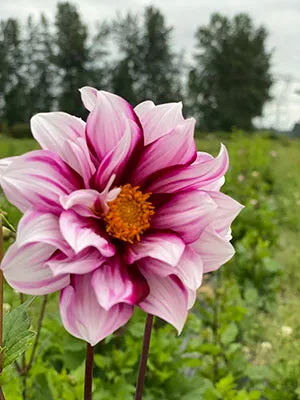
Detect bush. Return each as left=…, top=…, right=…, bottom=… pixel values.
left=10, top=123, right=31, bottom=138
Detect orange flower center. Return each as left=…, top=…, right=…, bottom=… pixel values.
left=105, top=184, right=155, bottom=243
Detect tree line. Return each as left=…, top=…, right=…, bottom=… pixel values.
left=0, top=2, right=272, bottom=134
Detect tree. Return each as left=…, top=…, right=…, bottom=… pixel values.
left=139, top=6, right=182, bottom=104
left=112, top=6, right=182, bottom=105
left=188, top=13, right=272, bottom=131
left=0, top=18, right=27, bottom=125
left=23, top=14, right=55, bottom=119
left=111, top=12, right=142, bottom=104
left=54, top=2, right=90, bottom=116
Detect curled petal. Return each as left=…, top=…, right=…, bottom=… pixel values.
left=134, top=100, right=155, bottom=119
left=31, top=113, right=95, bottom=185
left=131, top=118, right=196, bottom=185
left=207, top=191, right=244, bottom=237
left=91, top=258, right=149, bottom=310
left=60, top=274, right=133, bottom=345
left=62, top=138, right=96, bottom=186
left=93, top=119, right=141, bottom=189
left=79, top=86, right=98, bottom=111
left=138, top=246, right=203, bottom=291
left=1, top=242, right=69, bottom=295
left=134, top=101, right=184, bottom=145
left=59, top=210, right=115, bottom=257
left=138, top=271, right=188, bottom=334
left=152, top=191, right=217, bottom=243
left=175, top=247, right=203, bottom=290
left=190, top=225, right=235, bottom=273
left=46, top=249, right=106, bottom=276
left=31, top=111, right=85, bottom=145
left=126, top=232, right=185, bottom=266
left=16, top=209, right=71, bottom=255
left=0, top=150, right=82, bottom=214
left=147, top=144, right=229, bottom=194
left=187, top=288, right=197, bottom=309
left=86, top=89, right=141, bottom=160
left=60, top=177, right=120, bottom=218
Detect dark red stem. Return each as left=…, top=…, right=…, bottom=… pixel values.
left=134, top=314, right=153, bottom=400
left=84, top=343, right=94, bottom=400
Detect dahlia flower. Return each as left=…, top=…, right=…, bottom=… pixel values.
left=0, top=88, right=243, bottom=345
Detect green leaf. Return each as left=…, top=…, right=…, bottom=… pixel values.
left=220, top=323, right=238, bottom=346
left=0, top=210, right=16, bottom=233
left=2, top=297, right=36, bottom=369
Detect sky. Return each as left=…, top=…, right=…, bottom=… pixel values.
left=1, top=0, right=300, bottom=130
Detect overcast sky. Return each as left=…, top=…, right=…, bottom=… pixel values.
left=1, top=0, right=300, bottom=130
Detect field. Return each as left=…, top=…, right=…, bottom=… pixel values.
left=1, top=132, right=300, bottom=399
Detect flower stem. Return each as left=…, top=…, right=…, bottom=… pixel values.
left=134, top=314, right=153, bottom=400
left=27, top=295, right=48, bottom=372
left=84, top=343, right=94, bottom=400
left=0, top=219, right=5, bottom=400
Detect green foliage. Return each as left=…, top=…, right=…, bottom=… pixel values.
left=1, top=133, right=300, bottom=399
left=10, top=123, right=31, bottom=138
left=2, top=298, right=35, bottom=369
left=189, top=13, right=272, bottom=131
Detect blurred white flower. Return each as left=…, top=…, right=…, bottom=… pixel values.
left=251, top=171, right=260, bottom=178
left=3, top=303, right=11, bottom=313
left=237, top=174, right=245, bottom=182
left=250, top=199, right=258, bottom=206
left=281, top=326, right=293, bottom=337
left=270, top=150, right=278, bottom=158
left=261, top=341, right=272, bottom=351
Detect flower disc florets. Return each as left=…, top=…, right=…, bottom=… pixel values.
left=105, top=184, right=155, bottom=243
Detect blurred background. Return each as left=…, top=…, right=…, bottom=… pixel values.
left=0, top=1, right=300, bottom=399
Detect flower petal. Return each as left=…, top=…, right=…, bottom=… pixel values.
left=86, top=90, right=141, bottom=160
left=92, top=119, right=141, bottom=189
left=46, top=249, right=106, bottom=276
left=1, top=242, right=69, bottom=295
left=16, top=209, right=71, bottom=255
left=126, top=232, right=185, bottom=266
left=91, top=258, right=149, bottom=310
left=190, top=225, right=235, bottom=273
left=152, top=191, right=217, bottom=243
left=62, top=138, right=96, bottom=186
left=138, top=271, right=188, bottom=334
left=147, top=144, right=229, bottom=194
left=79, top=86, right=98, bottom=111
left=30, top=113, right=95, bottom=184
left=31, top=111, right=85, bottom=146
left=0, top=156, right=18, bottom=176
left=134, top=101, right=184, bottom=145
left=0, top=150, right=82, bottom=213
left=138, top=246, right=203, bottom=291
left=134, top=100, right=155, bottom=119
left=175, top=246, right=203, bottom=290
left=59, top=210, right=115, bottom=257
left=131, top=118, right=196, bottom=185
left=60, top=274, right=133, bottom=345
left=60, top=176, right=121, bottom=219
left=207, top=191, right=244, bottom=237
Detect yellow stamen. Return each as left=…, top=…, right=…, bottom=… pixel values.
left=105, top=184, right=155, bottom=243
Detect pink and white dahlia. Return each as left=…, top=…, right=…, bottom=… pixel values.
left=0, top=88, right=243, bottom=345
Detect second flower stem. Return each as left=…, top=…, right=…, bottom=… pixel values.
left=134, top=314, right=153, bottom=400
left=84, top=343, right=94, bottom=400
